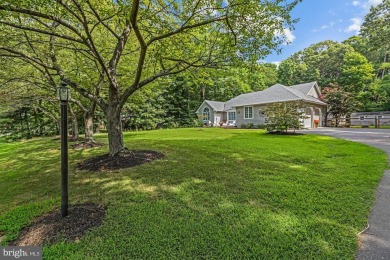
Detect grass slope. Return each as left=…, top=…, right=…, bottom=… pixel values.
left=0, top=128, right=387, bottom=259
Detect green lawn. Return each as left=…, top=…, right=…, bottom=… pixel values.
left=0, top=128, right=387, bottom=259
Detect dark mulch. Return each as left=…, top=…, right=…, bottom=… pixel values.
left=70, top=141, right=105, bottom=150
left=76, top=150, right=165, bottom=171
left=10, top=204, right=105, bottom=246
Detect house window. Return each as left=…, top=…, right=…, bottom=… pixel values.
left=244, top=106, right=253, bottom=119
left=228, top=112, right=236, bottom=120
left=203, top=107, right=210, bottom=121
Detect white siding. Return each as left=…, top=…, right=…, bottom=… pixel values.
left=236, top=105, right=267, bottom=126
left=198, top=103, right=215, bottom=125
left=307, top=87, right=319, bottom=98
left=236, top=103, right=325, bottom=128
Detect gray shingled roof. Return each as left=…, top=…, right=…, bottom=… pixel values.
left=223, top=83, right=326, bottom=110
left=289, top=82, right=317, bottom=95
left=205, top=100, right=225, bottom=112
left=197, top=82, right=326, bottom=113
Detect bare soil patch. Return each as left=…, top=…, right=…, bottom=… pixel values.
left=70, top=141, right=104, bottom=150
left=76, top=150, right=165, bottom=171
left=10, top=204, right=105, bottom=246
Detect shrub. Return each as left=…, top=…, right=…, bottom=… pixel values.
left=194, top=119, right=203, bottom=127
left=264, top=101, right=306, bottom=133
left=247, top=122, right=254, bottom=129
left=240, top=123, right=247, bottom=129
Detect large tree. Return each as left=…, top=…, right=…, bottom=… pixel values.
left=339, top=51, right=375, bottom=92
left=361, top=0, right=390, bottom=78
left=0, top=0, right=300, bottom=156
left=278, top=41, right=353, bottom=86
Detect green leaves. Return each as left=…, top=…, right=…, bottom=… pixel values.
left=361, top=1, right=390, bottom=53
left=263, top=101, right=306, bottom=133
left=339, top=51, right=375, bottom=92
left=322, top=84, right=360, bottom=126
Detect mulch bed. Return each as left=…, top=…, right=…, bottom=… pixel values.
left=10, top=204, right=106, bottom=246
left=76, top=150, right=165, bottom=171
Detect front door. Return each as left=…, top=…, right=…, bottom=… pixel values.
left=215, top=116, right=221, bottom=126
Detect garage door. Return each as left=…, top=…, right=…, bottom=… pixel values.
left=304, top=108, right=312, bottom=128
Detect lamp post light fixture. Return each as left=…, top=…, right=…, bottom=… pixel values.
left=58, top=81, right=70, bottom=217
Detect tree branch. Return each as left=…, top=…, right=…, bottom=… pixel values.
left=85, top=0, right=119, bottom=39
left=69, top=98, right=87, bottom=112
left=48, top=33, right=108, bottom=111
left=0, top=5, right=87, bottom=42
left=108, top=21, right=131, bottom=70
left=70, top=0, right=114, bottom=88
left=0, top=47, right=55, bottom=70
left=147, top=15, right=227, bottom=46
left=120, top=59, right=205, bottom=104
left=129, top=0, right=147, bottom=91
left=0, top=20, right=84, bottom=44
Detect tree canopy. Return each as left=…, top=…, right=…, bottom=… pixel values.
left=0, top=0, right=301, bottom=154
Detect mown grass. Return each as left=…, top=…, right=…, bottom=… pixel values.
left=0, top=128, right=387, bottom=259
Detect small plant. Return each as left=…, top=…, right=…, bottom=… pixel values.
left=194, top=119, right=204, bottom=127
left=246, top=122, right=254, bottom=129
left=240, top=123, right=247, bottom=129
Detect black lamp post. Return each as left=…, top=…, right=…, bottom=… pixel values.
left=58, top=81, right=70, bottom=217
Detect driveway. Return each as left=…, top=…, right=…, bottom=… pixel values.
left=300, top=128, right=390, bottom=259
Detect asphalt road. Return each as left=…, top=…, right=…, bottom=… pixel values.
left=300, top=128, right=390, bottom=260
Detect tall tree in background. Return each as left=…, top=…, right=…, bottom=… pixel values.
left=0, top=0, right=301, bottom=156
left=361, top=0, right=390, bottom=78
left=339, top=51, right=375, bottom=93
left=278, top=41, right=354, bottom=86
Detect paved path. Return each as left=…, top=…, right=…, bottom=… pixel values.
left=300, top=128, right=390, bottom=259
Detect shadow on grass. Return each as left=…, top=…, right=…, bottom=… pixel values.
left=0, top=129, right=387, bottom=258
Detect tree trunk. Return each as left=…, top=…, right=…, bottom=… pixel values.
left=200, top=85, right=206, bottom=101
left=106, top=105, right=125, bottom=156
left=382, top=52, right=387, bottom=79
left=84, top=111, right=95, bottom=143
left=69, top=104, right=79, bottom=140
left=324, top=112, right=329, bottom=127
left=24, top=110, right=32, bottom=139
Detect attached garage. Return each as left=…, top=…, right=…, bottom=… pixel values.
left=304, top=108, right=313, bottom=128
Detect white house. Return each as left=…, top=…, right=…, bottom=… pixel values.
left=196, top=82, right=327, bottom=128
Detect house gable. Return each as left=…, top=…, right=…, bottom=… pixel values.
left=290, top=82, right=321, bottom=99
left=196, top=100, right=225, bottom=114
